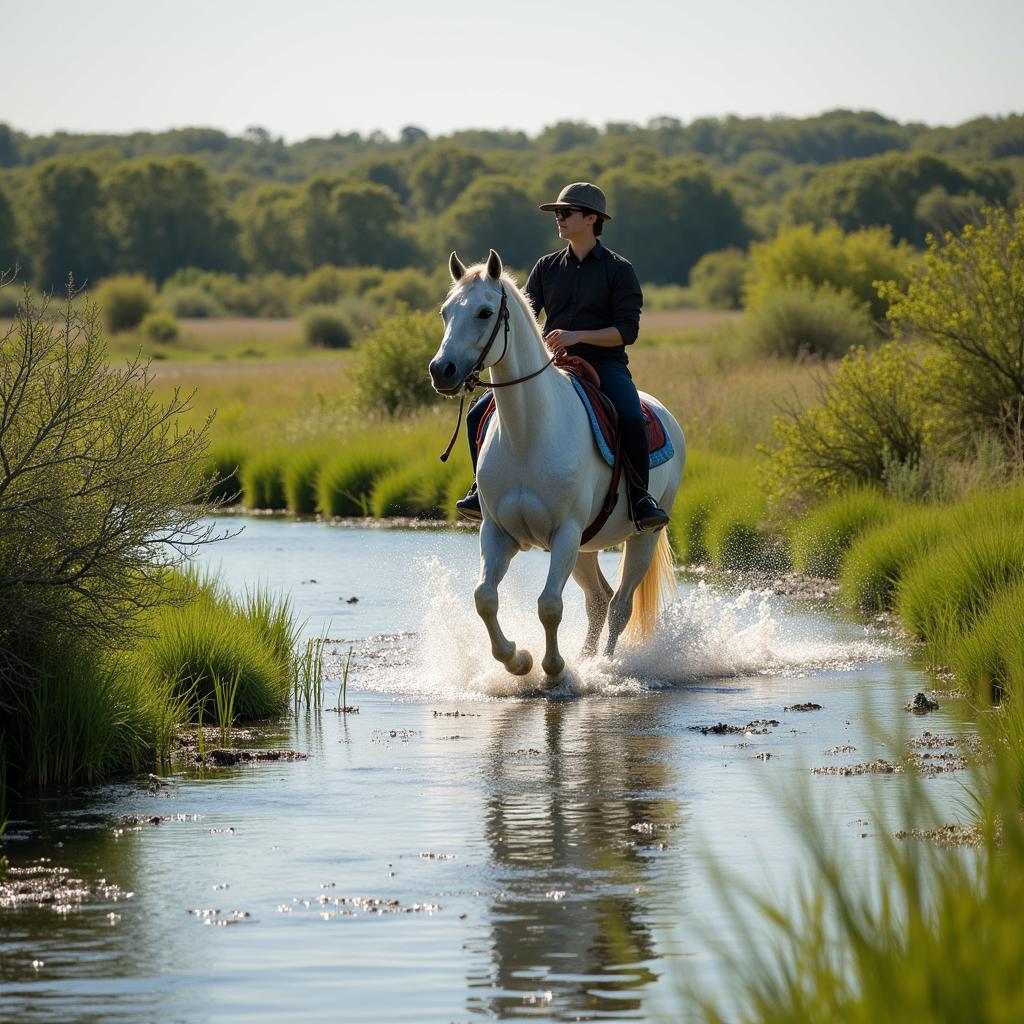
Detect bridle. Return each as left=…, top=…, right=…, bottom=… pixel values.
left=438, top=284, right=555, bottom=462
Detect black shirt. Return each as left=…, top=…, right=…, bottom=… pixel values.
left=523, top=241, right=643, bottom=364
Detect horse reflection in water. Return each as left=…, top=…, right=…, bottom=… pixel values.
left=429, top=250, right=686, bottom=687
left=466, top=700, right=682, bottom=1017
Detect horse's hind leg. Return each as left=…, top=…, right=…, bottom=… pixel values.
left=476, top=521, right=532, bottom=676
left=605, top=533, right=661, bottom=658
left=537, top=523, right=583, bottom=681
left=572, top=550, right=612, bottom=658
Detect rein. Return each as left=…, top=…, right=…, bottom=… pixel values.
left=439, top=285, right=555, bottom=462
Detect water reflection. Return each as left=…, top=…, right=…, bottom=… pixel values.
left=469, top=698, right=684, bottom=1019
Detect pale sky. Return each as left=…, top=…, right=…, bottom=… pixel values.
left=4, top=0, right=1022, bottom=141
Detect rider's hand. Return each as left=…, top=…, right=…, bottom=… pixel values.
left=544, top=329, right=577, bottom=356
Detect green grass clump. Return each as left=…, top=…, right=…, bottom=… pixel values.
left=283, top=446, right=327, bottom=514
left=8, top=642, right=185, bottom=790
left=204, top=442, right=245, bottom=505
left=143, top=581, right=294, bottom=721
left=369, top=458, right=455, bottom=519
left=705, top=489, right=784, bottom=573
left=838, top=504, right=953, bottom=612
left=240, top=448, right=288, bottom=509
left=317, top=446, right=401, bottom=516
left=443, top=462, right=476, bottom=519
left=895, top=519, right=1024, bottom=666
left=951, top=581, right=1024, bottom=700
left=789, top=488, right=897, bottom=578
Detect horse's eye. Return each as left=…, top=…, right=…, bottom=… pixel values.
left=477, top=309, right=493, bottom=320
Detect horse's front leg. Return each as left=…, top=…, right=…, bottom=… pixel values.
left=538, top=522, right=583, bottom=681
left=475, top=521, right=532, bottom=676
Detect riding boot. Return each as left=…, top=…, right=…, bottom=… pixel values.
left=631, top=492, right=669, bottom=532
left=455, top=482, right=482, bottom=522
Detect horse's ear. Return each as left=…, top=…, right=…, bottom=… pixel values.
left=449, top=251, right=467, bottom=282
left=486, top=249, right=503, bottom=281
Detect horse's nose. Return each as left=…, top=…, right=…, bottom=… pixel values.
left=429, top=357, right=460, bottom=388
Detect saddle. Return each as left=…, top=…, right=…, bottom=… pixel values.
left=474, top=355, right=674, bottom=542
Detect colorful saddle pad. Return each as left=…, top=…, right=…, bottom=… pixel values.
left=475, top=371, right=674, bottom=470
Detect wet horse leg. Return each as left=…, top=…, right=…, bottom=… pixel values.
left=537, top=522, right=582, bottom=680
left=605, top=532, right=661, bottom=658
left=571, top=550, right=612, bottom=658
left=475, top=520, right=532, bottom=676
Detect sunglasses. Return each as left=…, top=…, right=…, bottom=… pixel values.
left=553, top=207, right=585, bottom=219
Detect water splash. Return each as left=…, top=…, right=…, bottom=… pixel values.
left=350, top=556, right=900, bottom=700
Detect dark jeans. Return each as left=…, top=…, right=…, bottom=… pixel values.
left=464, top=358, right=650, bottom=497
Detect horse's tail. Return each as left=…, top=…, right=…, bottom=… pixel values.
left=621, top=529, right=676, bottom=645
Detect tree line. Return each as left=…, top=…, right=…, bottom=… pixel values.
left=0, top=111, right=1020, bottom=291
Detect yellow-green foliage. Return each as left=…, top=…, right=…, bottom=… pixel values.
left=283, top=446, right=328, bottom=514
left=789, top=488, right=898, bottom=579
left=765, top=342, right=930, bottom=501
left=742, top=281, right=876, bottom=359
left=204, top=442, right=244, bottom=505
left=895, top=519, right=1024, bottom=666
left=688, top=247, right=748, bottom=309
left=745, top=222, right=915, bottom=320
left=881, top=203, right=1024, bottom=447
left=140, top=309, right=180, bottom=343
left=94, top=274, right=157, bottom=332
left=240, top=448, right=288, bottom=509
left=352, top=309, right=443, bottom=416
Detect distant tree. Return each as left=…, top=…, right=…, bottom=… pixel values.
left=409, top=144, right=487, bottom=214
left=236, top=184, right=306, bottom=275
left=441, top=176, right=550, bottom=269
left=0, top=186, right=16, bottom=271
left=104, top=157, right=240, bottom=281
left=0, top=122, right=20, bottom=167
left=787, top=152, right=1011, bottom=243
left=331, top=182, right=414, bottom=269
left=400, top=125, right=429, bottom=147
left=22, top=157, right=111, bottom=288
left=602, top=162, right=750, bottom=283
left=536, top=121, right=601, bottom=153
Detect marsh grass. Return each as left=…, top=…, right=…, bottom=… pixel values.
left=240, top=448, right=289, bottom=510
left=691, top=700, right=1024, bottom=1024
left=294, top=628, right=329, bottom=711
left=204, top=441, right=244, bottom=505
left=895, top=520, right=1024, bottom=668
left=370, top=457, right=457, bottom=519
left=283, top=446, right=329, bottom=514
left=211, top=667, right=242, bottom=746
left=317, top=446, right=402, bottom=516
left=336, top=647, right=354, bottom=713
left=789, top=488, right=898, bottom=579
left=951, top=583, right=1024, bottom=700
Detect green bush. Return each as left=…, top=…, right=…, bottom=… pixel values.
left=789, top=488, right=897, bottom=578
left=881, top=203, right=1024, bottom=453
left=94, top=274, right=156, bottom=332
left=689, top=247, right=749, bottom=309
left=352, top=309, right=441, bottom=415
left=302, top=304, right=356, bottom=348
left=160, top=285, right=225, bottom=318
left=743, top=281, right=876, bottom=359
left=365, top=267, right=437, bottom=312
left=239, top=449, right=288, bottom=509
left=895, top=519, right=1024, bottom=665
left=705, top=490, right=785, bottom=573
left=317, top=446, right=401, bottom=516
left=765, top=341, right=930, bottom=501
left=295, top=265, right=384, bottom=307
left=745, top=222, right=916, bottom=320
left=140, top=309, right=180, bottom=342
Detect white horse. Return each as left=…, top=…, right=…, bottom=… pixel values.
left=429, top=249, right=686, bottom=685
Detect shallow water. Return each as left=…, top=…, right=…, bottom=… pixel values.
left=1, top=519, right=968, bottom=1022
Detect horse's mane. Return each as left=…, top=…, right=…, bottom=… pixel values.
left=447, top=266, right=546, bottom=345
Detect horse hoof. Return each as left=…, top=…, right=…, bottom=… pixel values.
left=507, top=650, right=533, bottom=676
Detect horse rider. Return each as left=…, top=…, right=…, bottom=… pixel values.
left=455, top=181, right=671, bottom=533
